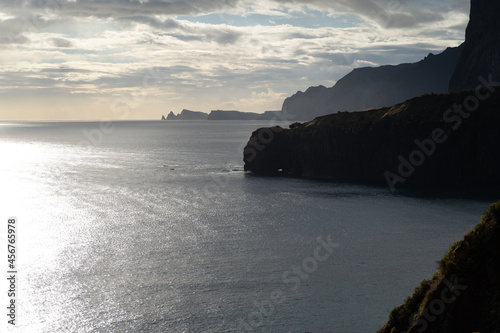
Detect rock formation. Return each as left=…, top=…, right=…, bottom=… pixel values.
left=449, top=0, right=500, bottom=91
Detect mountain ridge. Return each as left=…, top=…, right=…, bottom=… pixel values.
left=282, top=45, right=464, bottom=121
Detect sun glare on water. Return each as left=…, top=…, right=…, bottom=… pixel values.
left=0, top=140, right=90, bottom=332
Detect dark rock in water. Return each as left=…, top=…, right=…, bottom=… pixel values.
left=161, top=114, right=166, bottom=120
left=281, top=45, right=464, bottom=121
left=379, top=201, right=500, bottom=333
left=244, top=89, right=500, bottom=188
left=166, top=109, right=208, bottom=120
left=449, top=0, right=500, bottom=92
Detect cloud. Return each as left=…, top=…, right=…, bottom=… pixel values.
left=238, top=88, right=287, bottom=110
left=0, top=18, right=31, bottom=44
left=0, top=1, right=469, bottom=46
left=270, top=0, right=467, bottom=29
left=50, top=37, right=73, bottom=47
left=6, top=0, right=238, bottom=18
left=0, top=0, right=471, bottom=120
left=125, top=16, right=243, bottom=44
left=1, top=1, right=468, bottom=28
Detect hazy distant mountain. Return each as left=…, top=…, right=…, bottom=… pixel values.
left=255, top=111, right=285, bottom=121
left=207, top=110, right=261, bottom=120
left=166, top=109, right=208, bottom=120
left=282, top=44, right=464, bottom=121
left=165, top=109, right=286, bottom=121
left=449, top=0, right=500, bottom=91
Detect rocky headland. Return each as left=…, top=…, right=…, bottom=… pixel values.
left=244, top=88, right=500, bottom=188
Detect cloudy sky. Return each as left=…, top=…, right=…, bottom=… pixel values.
left=0, top=0, right=470, bottom=120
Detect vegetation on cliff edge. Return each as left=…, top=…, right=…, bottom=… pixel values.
left=379, top=201, right=500, bottom=333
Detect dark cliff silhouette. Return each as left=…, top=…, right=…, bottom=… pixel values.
left=449, top=0, right=500, bottom=91
left=244, top=89, right=500, bottom=188
left=282, top=45, right=464, bottom=121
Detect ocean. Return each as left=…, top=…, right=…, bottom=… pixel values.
left=0, top=120, right=496, bottom=333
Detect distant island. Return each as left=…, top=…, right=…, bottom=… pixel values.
left=164, top=109, right=208, bottom=120
left=162, top=109, right=284, bottom=121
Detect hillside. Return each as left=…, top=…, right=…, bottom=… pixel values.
left=379, top=201, right=500, bottom=333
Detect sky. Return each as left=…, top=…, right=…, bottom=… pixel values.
left=0, top=0, right=470, bottom=121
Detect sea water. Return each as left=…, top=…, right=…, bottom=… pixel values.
left=0, top=121, right=496, bottom=333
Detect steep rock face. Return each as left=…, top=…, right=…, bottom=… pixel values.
left=244, top=89, right=500, bottom=188
left=282, top=45, right=464, bottom=121
left=449, top=0, right=500, bottom=91
left=379, top=201, right=500, bottom=333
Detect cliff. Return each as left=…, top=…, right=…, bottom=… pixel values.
left=379, top=201, right=500, bottom=333
left=449, top=0, right=500, bottom=91
left=166, top=109, right=208, bottom=120
left=243, top=88, right=500, bottom=188
left=282, top=45, right=464, bottom=121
